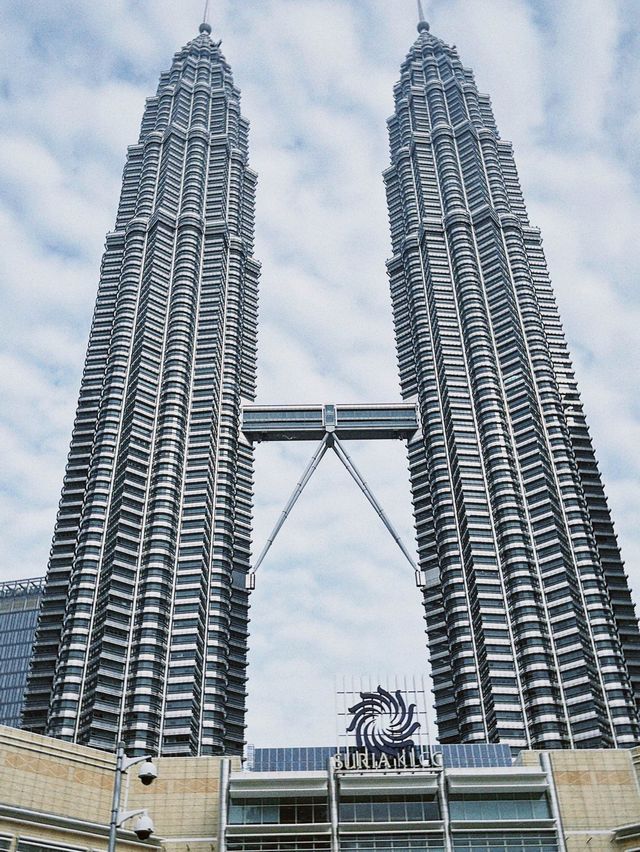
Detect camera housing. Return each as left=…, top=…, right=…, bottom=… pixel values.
left=137, top=760, right=158, bottom=786
left=134, top=814, right=155, bottom=840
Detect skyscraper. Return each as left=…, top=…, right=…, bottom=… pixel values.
left=23, top=20, right=259, bottom=757
left=0, top=577, right=45, bottom=728
left=384, top=13, right=640, bottom=748
left=20, top=7, right=640, bottom=759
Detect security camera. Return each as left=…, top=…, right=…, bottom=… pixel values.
left=137, top=760, right=158, bottom=786
left=133, top=813, right=154, bottom=840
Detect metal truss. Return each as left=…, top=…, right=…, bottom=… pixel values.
left=246, top=432, right=424, bottom=590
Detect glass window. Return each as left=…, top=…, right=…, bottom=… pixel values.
left=280, top=805, right=296, bottom=824
left=372, top=801, right=389, bottom=821
left=339, top=802, right=356, bottom=822
left=387, top=801, right=406, bottom=821
left=449, top=794, right=550, bottom=822
left=340, top=834, right=445, bottom=852
left=340, top=796, right=439, bottom=823
left=229, top=797, right=328, bottom=825
left=453, top=830, right=557, bottom=852
left=405, top=800, right=424, bottom=821
left=355, top=801, right=372, bottom=821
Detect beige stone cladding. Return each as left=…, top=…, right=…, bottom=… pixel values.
left=632, top=746, right=640, bottom=783
left=0, top=725, right=239, bottom=852
left=127, top=753, right=235, bottom=852
left=519, top=749, right=640, bottom=852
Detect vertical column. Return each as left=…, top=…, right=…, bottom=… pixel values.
left=218, top=757, right=231, bottom=852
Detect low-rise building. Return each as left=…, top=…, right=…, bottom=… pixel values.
left=519, top=749, right=640, bottom=852
left=0, top=729, right=639, bottom=852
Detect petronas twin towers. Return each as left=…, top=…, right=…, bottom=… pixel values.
left=23, top=12, right=640, bottom=755
left=23, top=20, right=257, bottom=756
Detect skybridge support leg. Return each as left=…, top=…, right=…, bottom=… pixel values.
left=246, top=435, right=330, bottom=589
left=330, top=435, right=423, bottom=584
left=247, top=432, right=425, bottom=590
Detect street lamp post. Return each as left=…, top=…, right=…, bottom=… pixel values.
left=107, top=740, right=158, bottom=852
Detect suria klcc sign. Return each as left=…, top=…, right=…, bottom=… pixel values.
left=333, top=681, right=442, bottom=771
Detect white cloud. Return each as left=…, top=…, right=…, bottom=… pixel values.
left=542, top=0, right=620, bottom=142
left=1, top=0, right=638, bottom=748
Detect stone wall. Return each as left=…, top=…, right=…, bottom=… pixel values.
left=520, top=748, right=640, bottom=852
left=0, top=725, right=240, bottom=852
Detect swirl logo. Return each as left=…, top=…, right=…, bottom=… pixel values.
left=346, top=686, right=420, bottom=757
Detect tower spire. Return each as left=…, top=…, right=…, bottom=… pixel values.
left=200, top=0, right=212, bottom=34
left=416, top=0, right=430, bottom=32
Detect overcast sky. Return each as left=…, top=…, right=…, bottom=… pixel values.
left=1, top=0, right=639, bottom=748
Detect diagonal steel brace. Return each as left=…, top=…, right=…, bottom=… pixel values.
left=330, top=434, right=418, bottom=574
left=246, top=435, right=331, bottom=589
left=246, top=433, right=424, bottom=590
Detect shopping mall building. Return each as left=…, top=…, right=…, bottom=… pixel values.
left=1, top=726, right=639, bottom=852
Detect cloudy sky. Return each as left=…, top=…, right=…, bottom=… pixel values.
left=1, top=0, right=639, bottom=747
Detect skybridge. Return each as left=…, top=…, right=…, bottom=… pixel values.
left=242, top=403, right=419, bottom=442
left=241, top=403, right=424, bottom=591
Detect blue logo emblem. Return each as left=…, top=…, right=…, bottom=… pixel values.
left=347, top=685, right=420, bottom=757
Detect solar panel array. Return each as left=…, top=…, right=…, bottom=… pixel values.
left=249, top=744, right=514, bottom=772
left=439, top=743, right=513, bottom=768
left=251, top=747, right=336, bottom=772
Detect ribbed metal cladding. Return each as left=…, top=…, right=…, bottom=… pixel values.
left=384, top=23, right=640, bottom=748
left=22, top=25, right=259, bottom=757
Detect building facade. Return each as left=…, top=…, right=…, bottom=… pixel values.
left=2, top=727, right=639, bottom=852
left=0, top=578, right=44, bottom=728
left=224, top=750, right=559, bottom=852
left=219, top=744, right=640, bottom=852
left=22, top=21, right=259, bottom=757
left=383, top=16, right=640, bottom=748
left=0, top=724, right=235, bottom=852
